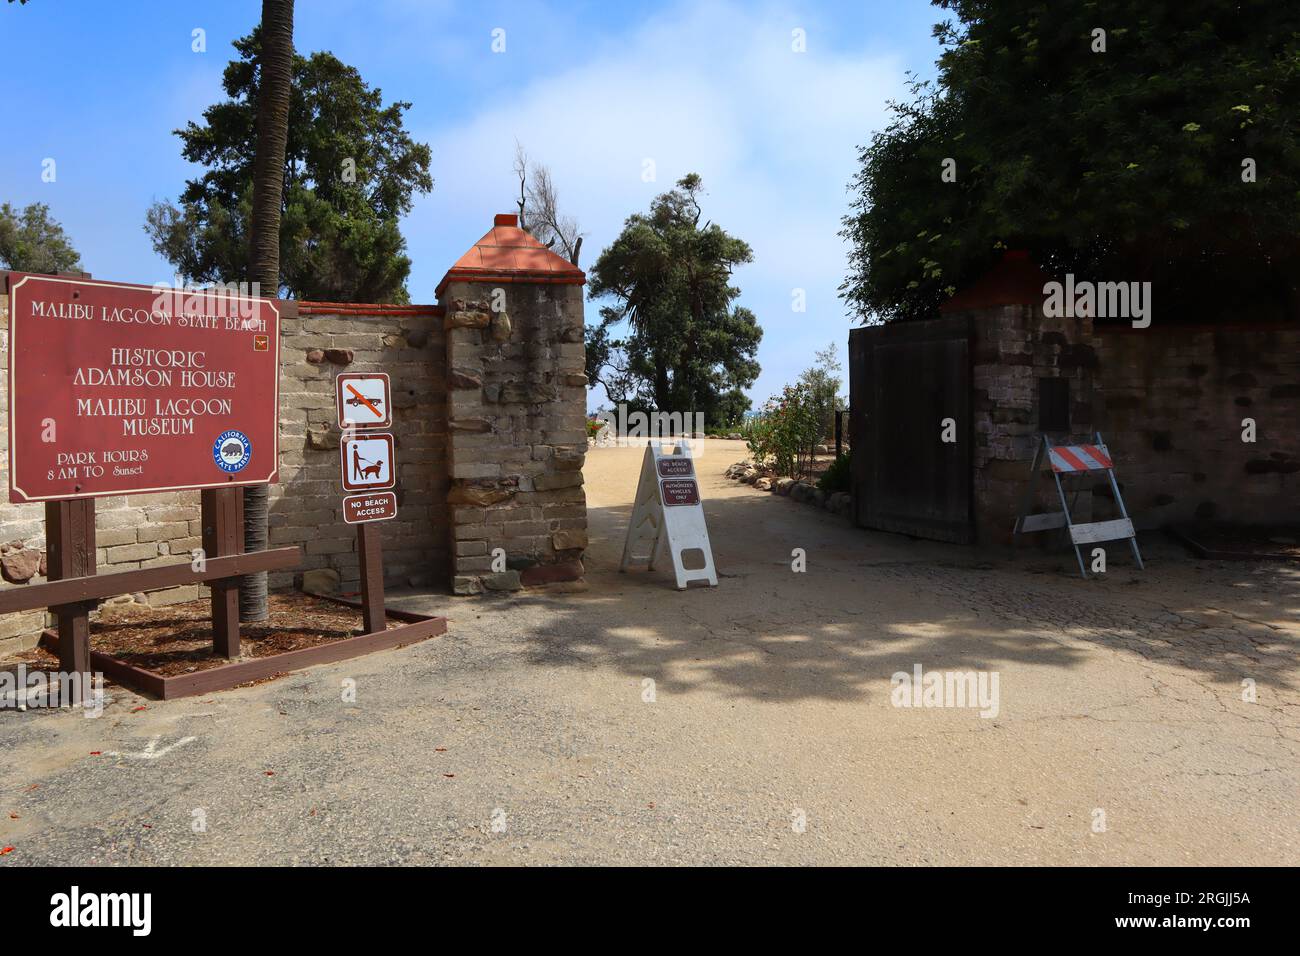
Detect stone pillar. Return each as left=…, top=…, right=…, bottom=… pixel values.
left=437, top=214, right=589, bottom=594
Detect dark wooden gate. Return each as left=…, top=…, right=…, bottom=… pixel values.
left=849, top=315, right=972, bottom=543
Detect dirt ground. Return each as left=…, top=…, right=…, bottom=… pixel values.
left=0, top=439, right=1296, bottom=865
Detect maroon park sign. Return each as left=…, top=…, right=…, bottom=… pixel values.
left=7, top=273, right=280, bottom=502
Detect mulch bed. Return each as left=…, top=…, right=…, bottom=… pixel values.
left=1167, top=524, right=1300, bottom=561
left=17, top=592, right=396, bottom=677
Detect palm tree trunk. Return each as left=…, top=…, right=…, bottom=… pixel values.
left=240, top=0, right=294, bottom=623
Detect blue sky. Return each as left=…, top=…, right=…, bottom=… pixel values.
left=3, top=0, right=945, bottom=409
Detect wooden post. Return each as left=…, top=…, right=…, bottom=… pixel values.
left=201, top=487, right=244, bottom=657
left=45, top=498, right=96, bottom=676
left=835, top=409, right=843, bottom=459
left=356, top=521, right=385, bottom=635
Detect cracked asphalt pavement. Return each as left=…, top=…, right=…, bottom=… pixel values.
left=1, top=440, right=1296, bottom=865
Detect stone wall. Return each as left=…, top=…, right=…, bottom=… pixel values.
left=0, top=296, right=450, bottom=655
left=957, top=302, right=1098, bottom=545
left=1093, top=322, right=1300, bottom=528
left=0, top=213, right=590, bottom=656
left=270, top=303, right=449, bottom=593
left=441, top=280, right=589, bottom=594
left=952, top=259, right=1299, bottom=541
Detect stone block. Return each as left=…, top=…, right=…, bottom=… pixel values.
left=520, top=559, right=584, bottom=586
left=482, top=570, right=521, bottom=591
left=551, top=529, right=587, bottom=550
left=491, top=312, right=512, bottom=342
left=534, top=471, right=584, bottom=492
left=446, top=310, right=491, bottom=329
left=453, top=575, right=484, bottom=595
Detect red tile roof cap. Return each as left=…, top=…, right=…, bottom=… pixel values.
left=436, top=213, right=585, bottom=298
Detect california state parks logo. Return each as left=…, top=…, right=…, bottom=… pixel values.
left=213, top=430, right=252, bottom=473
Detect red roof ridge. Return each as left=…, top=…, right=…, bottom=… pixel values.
left=436, top=213, right=585, bottom=298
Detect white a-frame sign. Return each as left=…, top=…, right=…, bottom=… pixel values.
left=620, top=440, right=718, bottom=589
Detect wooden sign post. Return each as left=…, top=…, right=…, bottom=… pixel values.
left=620, top=440, right=717, bottom=589
left=337, top=373, right=396, bottom=634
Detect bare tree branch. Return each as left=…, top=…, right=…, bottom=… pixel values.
left=512, top=140, right=528, bottom=232
left=511, top=145, right=585, bottom=266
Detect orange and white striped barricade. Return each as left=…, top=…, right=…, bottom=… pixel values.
left=1012, top=432, right=1143, bottom=578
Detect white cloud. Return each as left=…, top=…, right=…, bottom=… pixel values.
left=406, top=0, right=910, bottom=406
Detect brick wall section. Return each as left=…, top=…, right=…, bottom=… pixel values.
left=1094, top=323, right=1300, bottom=528
left=0, top=296, right=449, bottom=656
left=441, top=280, right=589, bottom=594
left=270, top=305, right=449, bottom=592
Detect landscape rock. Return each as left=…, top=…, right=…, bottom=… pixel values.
left=302, top=568, right=341, bottom=594
left=452, top=575, right=484, bottom=596
left=0, top=548, right=41, bottom=584
left=482, top=570, right=522, bottom=592
left=754, top=477, right=772, bottom=491
left=775, top=477, right=795, bottom=495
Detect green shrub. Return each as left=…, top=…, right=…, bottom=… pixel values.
left=817, top=452, right=851, bottom=494
left=745, top=383, right=823, bottom=478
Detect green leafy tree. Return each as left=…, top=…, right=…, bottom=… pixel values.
left=0, top=202, right=82, bottom=274
left=587, top=174, right=761, bottom=428
left=842, top=0, right=1300, bottom=323
left=145, top=28, right=432, bottom=303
